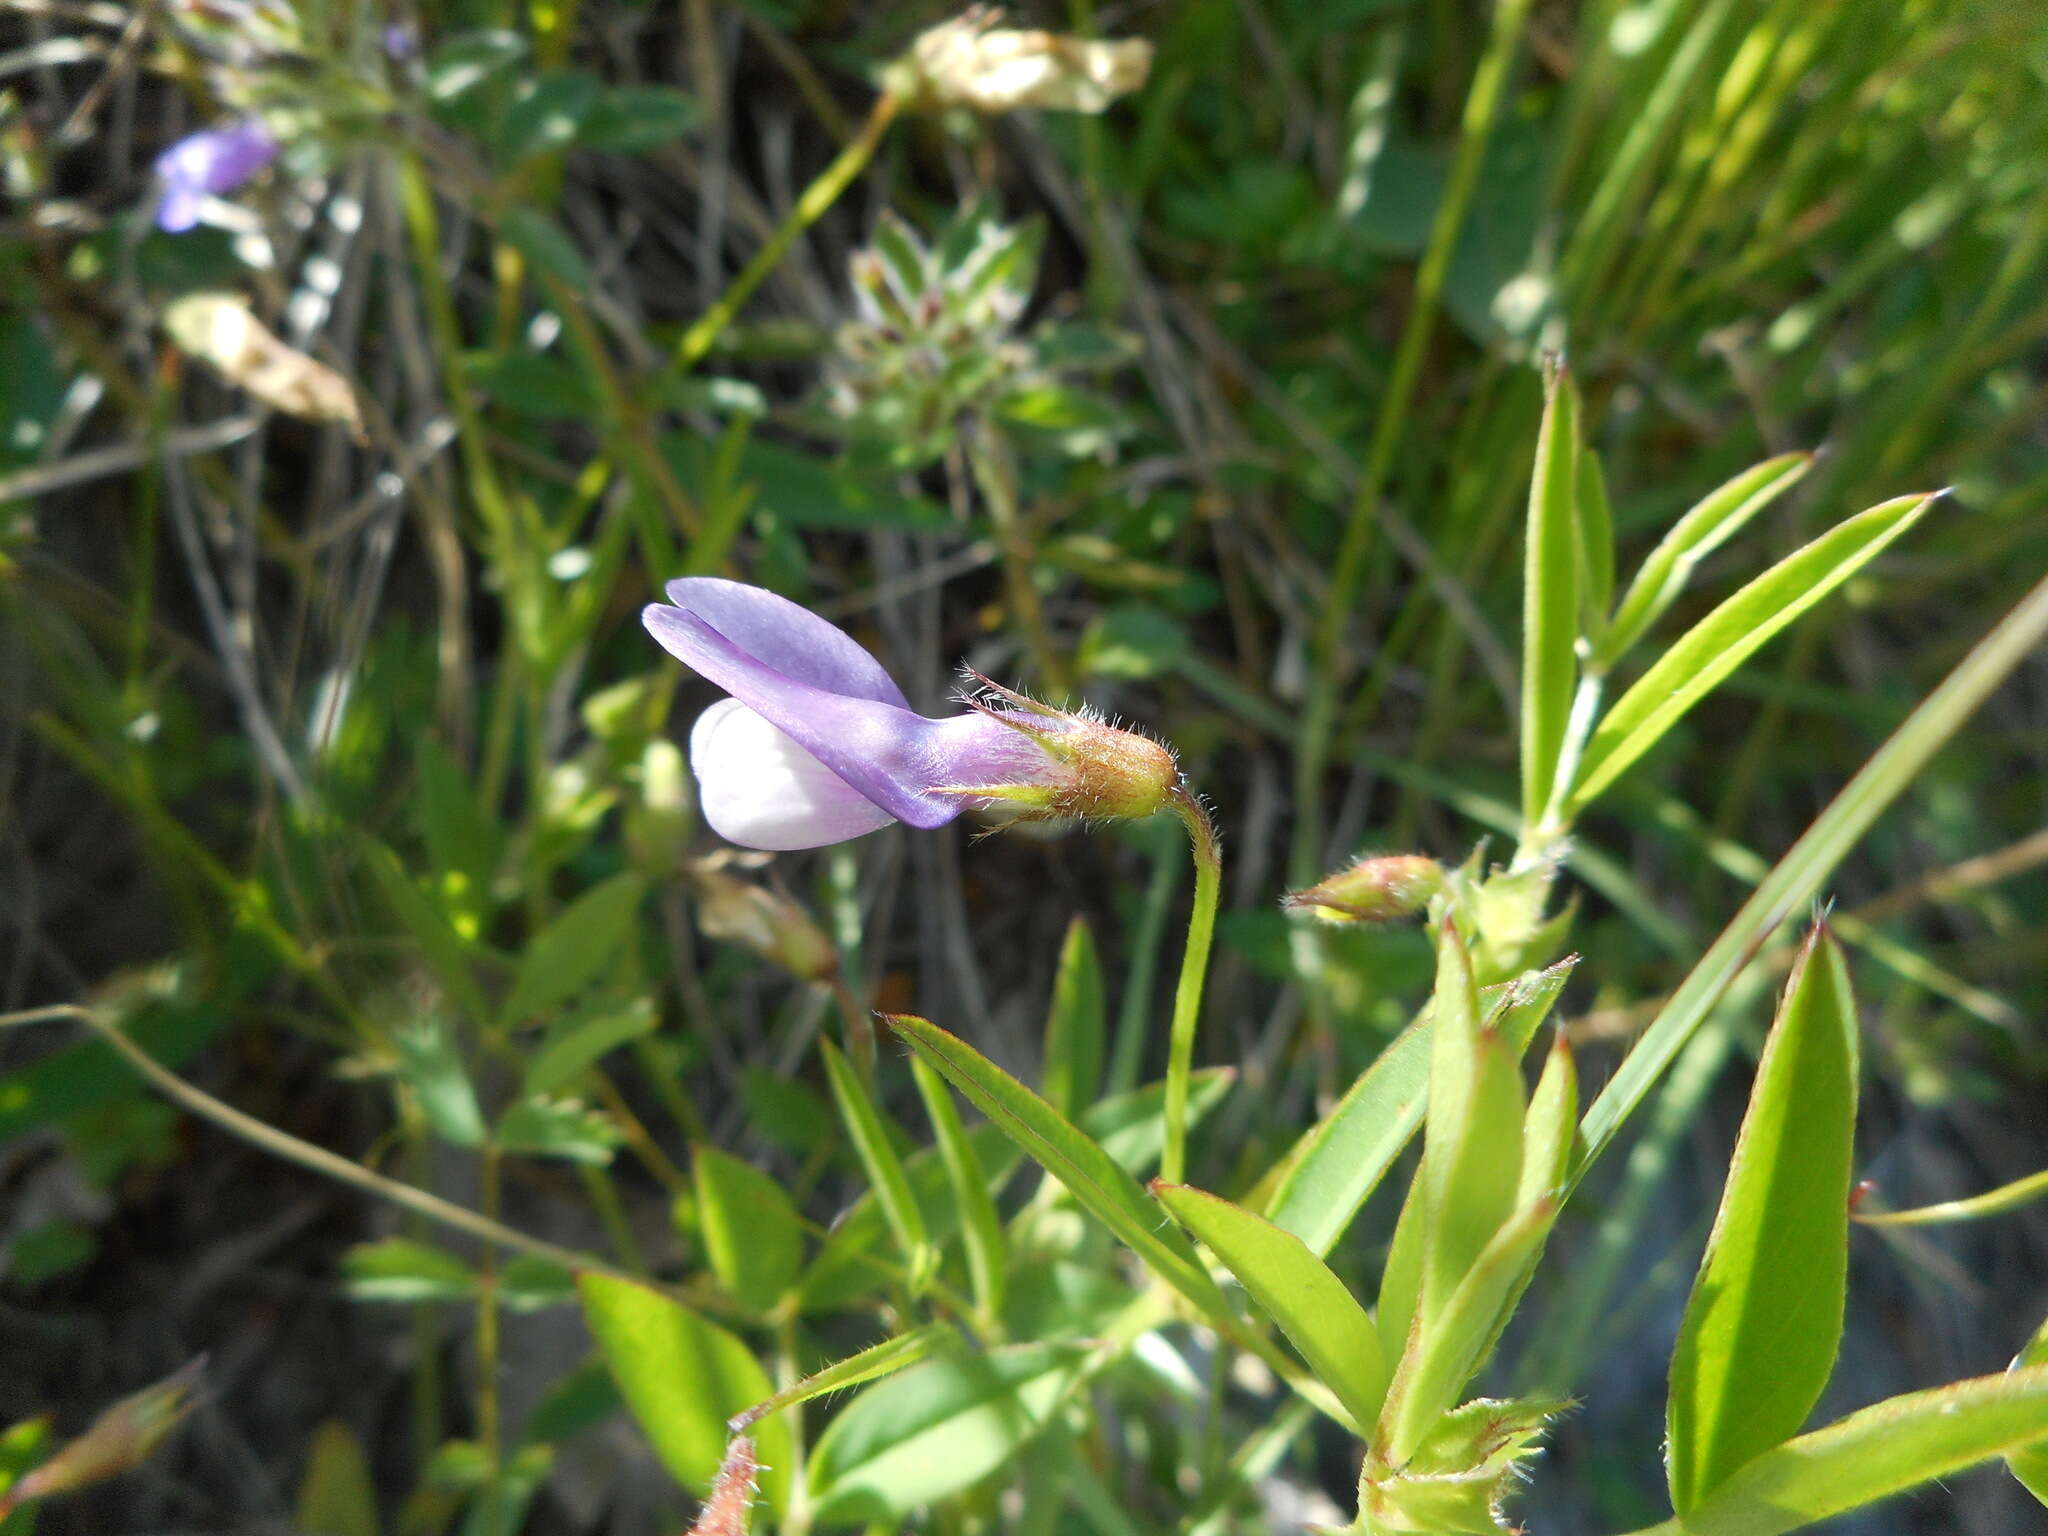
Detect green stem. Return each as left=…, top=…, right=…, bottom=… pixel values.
left=1520, top=667, right=1606, bottom=863
left=1160, top=787, right=1222, bottom=1186
left=1289, top=0, right=1536, bottom=886
left=668, top=91, right=901, bottom=378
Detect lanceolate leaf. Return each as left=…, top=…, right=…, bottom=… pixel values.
left=693, top=1142, right=805, bottom=1312
left=1154, top=1184, right=1389, bottom=1433
left=576, top=1273, right=792, bottom=1511
left=1568, top=491, right=1937, bottom=812
left=1419, top=927, right=1524, bottom=1325
left=1263, top=956, right=1576, bottom=1261
left=1595, top=451, right=1815, bottom=668
left=1622, top=1365, right=2048, bottom=1536
left=1667, top=928, right=1860, bottom=1511
left=1263, top=1014, right=1431, bottom=1256
left=1521, top=360, right=1583, bottom=831
left=501, top=874, right=648, bottom=1026
left=1381, top=1198, right=1560, bottom=1462
left=807, top=1344, right=1088, bottom=1525
left=886, top=1014, right=1229, bottom=1322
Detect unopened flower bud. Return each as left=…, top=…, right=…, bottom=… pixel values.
left=889, top=8, right=1152, bottom=116
left=1283, top=854, right=1444, bottom=924
left=0, top=1358, right=205, bottom=1519
left=691, top=866, right=839, bottom=983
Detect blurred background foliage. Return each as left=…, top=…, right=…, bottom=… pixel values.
left=1, top=0, right=2046, bottom=1531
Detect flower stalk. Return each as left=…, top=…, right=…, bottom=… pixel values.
left=1160, top=784, right=1221, bottom=1186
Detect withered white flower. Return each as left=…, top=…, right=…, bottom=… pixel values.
left=894, top=8, right=1152, bottom=116
left=162, top=293, right=362, bottom=435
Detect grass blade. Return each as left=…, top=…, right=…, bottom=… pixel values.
left=1576, top=566, right=2048, bottom=1175
left=821, top=1038, right=932, bottom=1293
left=910, top=1054, right=1007, bottom=1325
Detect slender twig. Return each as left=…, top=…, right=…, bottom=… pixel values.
left=0, top=1004, right=646, bottom=1288
left=1160, top=786, right=1222, bottom=1186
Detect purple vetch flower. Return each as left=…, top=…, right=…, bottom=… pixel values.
left=643, top=578, right=1177, bottom=851
left=154, top=119, right=278, bottom=233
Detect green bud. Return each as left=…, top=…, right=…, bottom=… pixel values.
left=1283, top=854, right=1445, bottom=923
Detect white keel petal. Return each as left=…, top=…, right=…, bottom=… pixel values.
left=689, top=698, right=898, bottom=850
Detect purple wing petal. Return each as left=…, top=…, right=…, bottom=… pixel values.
left=645, top=605, right=1045, bottom=829
left=659, top=578, right=910, bottom=708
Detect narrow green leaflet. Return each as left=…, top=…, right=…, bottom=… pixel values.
left=1668, top=927, right=1860, bottom=1511
left=886, top=1014, right=1229, bottom=1322
left=1264, top=957, right=1576, bottom=1261
left=1521, top=361, right=1582, bottom=831
left=362, top=839, right=490, bottom=1023
left=522, top=999, right=657, bottom=1097
left=1576, top=443, right=1616, bottom=637
left=500, top=873, right=647, bottom=1026
left=575, top=1273, right=791, bottom=1511
left=911, top=1056, right=1007, bottom=1323
left=1263, top=1014, right=1432, bottom=1257
left=1419, top=927, right=1524, bottom=1323
left=1517, top=1032, right=1579, bottom=1209
left=1568, top=491, right=1937, bottom=812
left=693, top=1143, right=804, bottom=1312
left=796, top=1071, right=1226, bottom=1314
left=1576, top=569, right=2048, bottom=1173
left=1154, top=1184, right=1388, bottom=1433
left=730, top=1325, right=950, bottom=1433
left=392, top=1019, right=486, bottom=1148
left=821, top=1039, right=932, bottom=1292
left=1041, top=917, right=1105, bottom=1120
left=1622, top=1365, right=2048, bottom=1536
left=1381, top=1199, right=1559, bottom=1462
left=806, top=1344, right=1087, bottom=1525
left=1595, top=451, right=1815, bottom=668
left=341, top=1238, right=476, bottom=1303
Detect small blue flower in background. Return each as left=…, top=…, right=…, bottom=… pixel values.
left=154, top=119, right=277, bottom=233
left=644, top=580, right=1181, bottom=851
